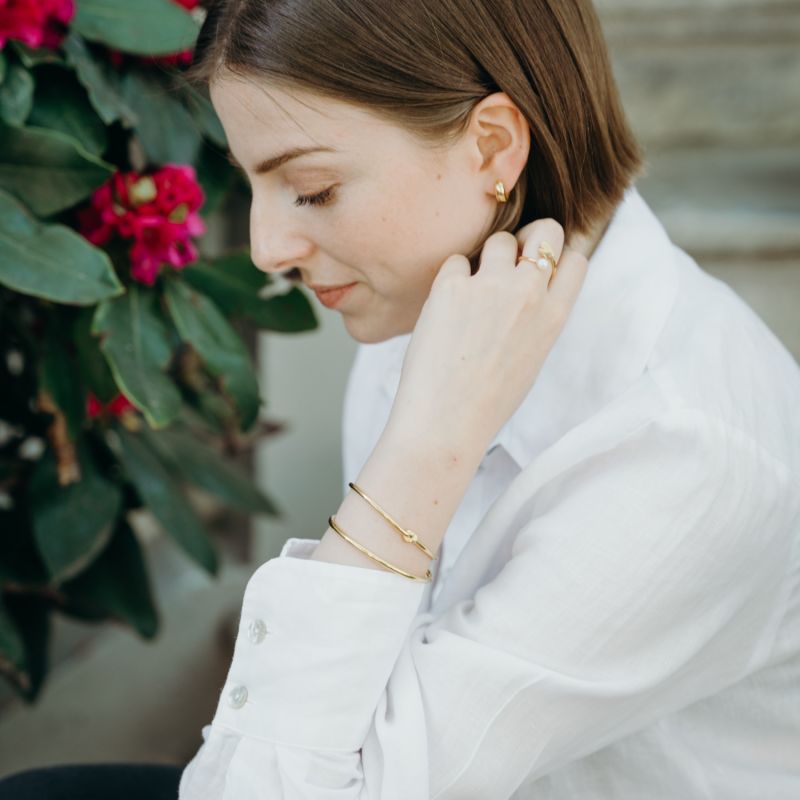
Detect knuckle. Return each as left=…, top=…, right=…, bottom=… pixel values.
left=491, top=230, right=518, bottom=246
left=538, top=219, right=565, bottom=244
left=539, top=217, right=561, bottom=229
left=436, top=254, right=469, bottom=279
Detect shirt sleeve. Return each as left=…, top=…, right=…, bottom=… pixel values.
left=178, top=407, right=798, bottom=799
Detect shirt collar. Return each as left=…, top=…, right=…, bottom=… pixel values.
left=376, top=185, right=680, bottom=468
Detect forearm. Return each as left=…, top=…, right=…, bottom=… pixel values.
left=310, top=419, right=486, bottom=578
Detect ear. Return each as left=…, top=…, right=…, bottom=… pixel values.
left=464, top=92, right=530, bottom=200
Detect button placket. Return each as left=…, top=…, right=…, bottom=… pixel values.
left=247, top=618, right=268, bottom=644
left=226, top=618, right=269, bottom=711
left=228, top=684, right=248, bottom=709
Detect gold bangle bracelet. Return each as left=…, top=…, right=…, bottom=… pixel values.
left=348, top=482, right=437, bottom=561
left=328, top=515, right=432, bottom=583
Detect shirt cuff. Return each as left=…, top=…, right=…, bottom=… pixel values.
left=210, top=537, right=428, bottom=751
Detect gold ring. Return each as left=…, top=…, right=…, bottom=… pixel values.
left=538, top=240, right=558, bottom=272
left=516, top=240, right=558, bottom=285
left=516, top=255, right=544, bottom=269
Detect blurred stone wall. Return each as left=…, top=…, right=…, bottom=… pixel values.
left=599, top=0, right=799, bottom=149
left=597, top=0, right=800, bottom=356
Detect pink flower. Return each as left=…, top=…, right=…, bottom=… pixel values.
left=78, top=165, right=205, bottom=286
left=86, top=391, right=136, bottom=419
left=0, top=0, right=75, bottom=51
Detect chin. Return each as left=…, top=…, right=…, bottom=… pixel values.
left=342, top=314, right=412, bottom=345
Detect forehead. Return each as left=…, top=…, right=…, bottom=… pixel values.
left=209, top=74, right=390, bottom=154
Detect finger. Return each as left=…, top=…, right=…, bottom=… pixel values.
left=434, top=253, right=471, bottom=283
left=546, top=247, right=589, bottom=312
left=516, top=218, right=565, bottom=284
left=514, top=218, right=538, bottom=249
left=515, top=218, right=564, bottom=259
left=476, top=231, right=519, bottom=276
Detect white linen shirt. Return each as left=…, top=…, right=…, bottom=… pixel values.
left=179, top=186, right=800, bottom=799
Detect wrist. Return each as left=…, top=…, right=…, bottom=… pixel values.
left=382, top=408, right=491, bottom=469
left=311, top=412, right=482, bottom=576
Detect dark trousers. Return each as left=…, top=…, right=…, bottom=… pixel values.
left=0, top=763, right=185, bottom=799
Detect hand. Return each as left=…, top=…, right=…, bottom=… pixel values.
left=386, top=219, right=589, bottom=460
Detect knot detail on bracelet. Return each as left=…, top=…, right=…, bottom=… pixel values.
left=328, top=514, right=432, bottom=582
left=348, top=481, right=436, bottom=561
left=319, top=481, right=438, bottom=582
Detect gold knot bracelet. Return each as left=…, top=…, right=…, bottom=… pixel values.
left=326, top=481, right=437, bottom=582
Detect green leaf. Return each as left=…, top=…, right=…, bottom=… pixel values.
left=182, top=389, right=237, bottom=437
left=59, top=517, right=159, bottom=638
left=0, top=598, right=26, bottom=675
left=164, top=277, right=261, bottom=431
left=72, top=307, right=118, bottom=403
left=183, top=253, right=319, bottom=333
left=40, top=318, right=86, bottom=443
left=141, top=424, right=281, bottom=515
left=0, top=509, right=49, bottom=589
left=0, top=188, right=124, bottom=304
left=0, top=52, right=6, bottom=84
left=182, top=251, right=266, bottom=309
left=176, top=78, right=227, bottom=148
left=27, top=443, right=122, bottom=583
left=28, top=66, right=107, bottom=156
left=0, top=593, right=50, bottom=701
left=113, top=426, right=218, bottom=575
left=62, top=34, right=137, bottom=127
left=0, top=124, right=114, bottom=216
left=0, top=61, right=34, bottom=126
left=120, top=69, right=201, bottom=165
left=92, top=288, right=183, bottom=429
left=11, top=41, right=64, bottom=68
left=73, top=0, right=199, bottom=57
left=245, top=286, right=319, bottom=332
left=193, top=141, right=234, bottom=215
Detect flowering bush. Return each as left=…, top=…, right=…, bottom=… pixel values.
left=0, top=0, right=318, bottom=701
left=79, top=164, right=206, bottom=285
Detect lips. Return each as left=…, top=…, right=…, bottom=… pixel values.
left=312, top=282, right=357, bottom=309
left=309, top=280, right=356, bottom=291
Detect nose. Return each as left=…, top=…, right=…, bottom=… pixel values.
left=249, top=193, right=314, bottom=275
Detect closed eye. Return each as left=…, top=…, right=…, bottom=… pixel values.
left=294, top=186, right=336, bottom=207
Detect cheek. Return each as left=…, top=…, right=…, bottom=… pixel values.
left=326, top=180, right=420, bottom=261
left=322, top=165, right=472, bottom=294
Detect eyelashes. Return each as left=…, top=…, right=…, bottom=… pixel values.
left=294, top=186, right=336, bottom=207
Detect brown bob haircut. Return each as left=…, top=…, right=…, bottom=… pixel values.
left=188, top=0, right=644, bottom=257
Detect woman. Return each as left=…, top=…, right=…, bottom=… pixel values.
left=3, top=0, right=798, bottom=798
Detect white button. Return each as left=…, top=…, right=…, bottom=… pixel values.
left=228, top=685, right=248, bottom=709
left=247, top=618, right=268, bottom=644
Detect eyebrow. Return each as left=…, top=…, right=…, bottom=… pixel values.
left=226, top=146, right=336, bottom=175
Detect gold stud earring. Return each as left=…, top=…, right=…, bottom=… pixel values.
left=494, top=179, right=508, bottom=203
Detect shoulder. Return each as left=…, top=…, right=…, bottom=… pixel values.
left=645, top=246, right=800, bottom=474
